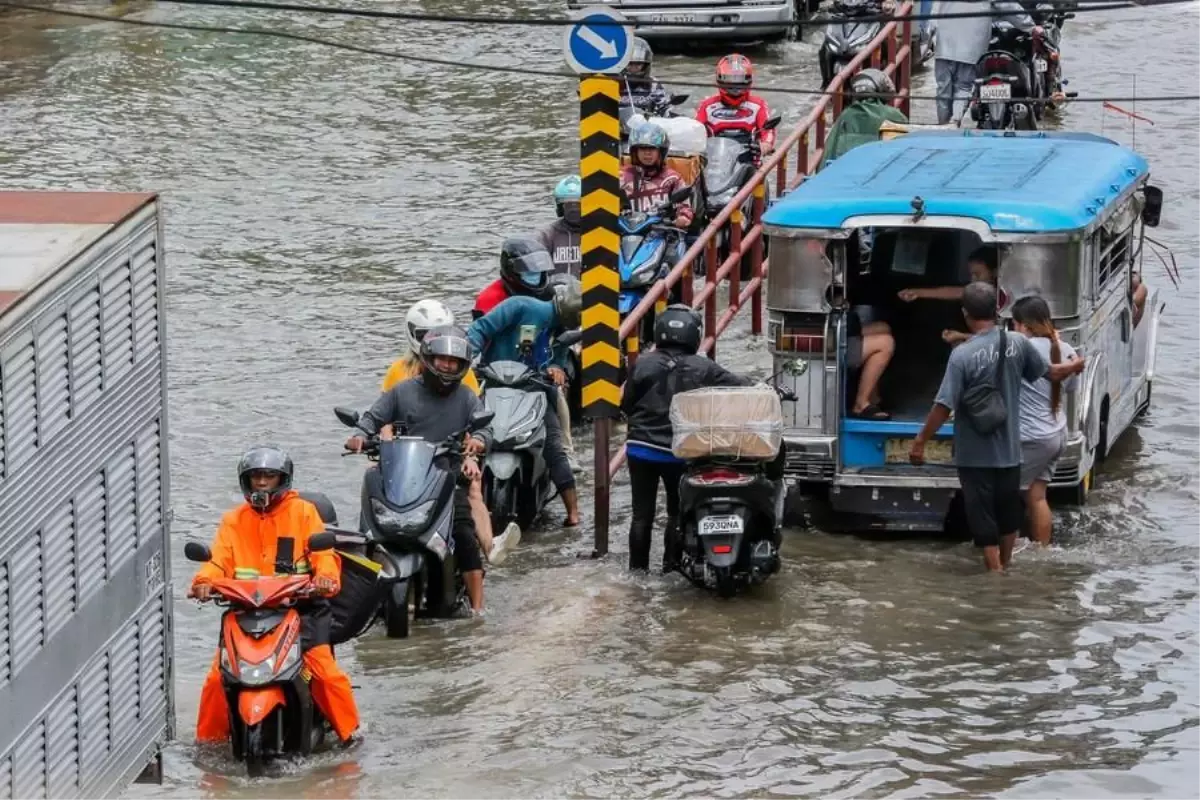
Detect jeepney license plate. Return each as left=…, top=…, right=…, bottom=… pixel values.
left=885, top=438, right=954, bottom=465
left=699, top=515, right=744, bottom=535
left=980, top=83, right=1012, bottom=101
left=650, top=13, right=696, bottom=23
left=1033, top=57, right=1048, bottom=73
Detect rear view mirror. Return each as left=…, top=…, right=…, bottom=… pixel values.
left=784, top=359, right=809, bottom=377
left=763, top=114, right=783, bottom=131
left=669, top=186, right=692, bottom=203
left=184, top=542, right=212, bottom=563
left=469, top=410, right=496, bottom=431
left=670, top=93, right=689, bottom=106
left=1142, top=185, right=1162, bottom=227
left=334, top=407, right=360, bottom=428
left=308, top=532, right=337, bottom=552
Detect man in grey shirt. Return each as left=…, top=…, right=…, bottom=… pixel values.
left=910, top=282, right=1084, bottom=572
left=934, top=0, right=1035, bottom=124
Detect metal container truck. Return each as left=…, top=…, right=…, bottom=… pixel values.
left=0, top=191, right=173, bottom=797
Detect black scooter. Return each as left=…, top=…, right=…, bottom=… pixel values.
left=819, top=0, right=886, bottom=89
left=675, top=385, right=796, bottom=598
left=702, top=115, right=781, bottom=280
left=336, top=407, right=494, bottom=638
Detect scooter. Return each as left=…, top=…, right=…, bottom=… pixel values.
left=675, top=384, right=796, bottom=598
left=702, top=115, right=781, bottom=279
left=335, top=407, right=495, bottom=638
left=619, top=186, right=692, bottom=345
left=184, top=531, right=341, bottom=776
left=476, top=360, right=557, bottom=531
left=818, top=0, right=886, bottom=89
left=968, top=22, right=1040, bottom=131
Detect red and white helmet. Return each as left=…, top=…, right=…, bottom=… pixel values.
left=716, top=53, right=754, bottom=105
left=405, top=299, right=454, bottom=355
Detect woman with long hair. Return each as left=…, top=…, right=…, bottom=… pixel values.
left=1011, top=295, right=1082, bottom=546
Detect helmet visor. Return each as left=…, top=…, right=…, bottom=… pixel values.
left=514, top=250, right=555, bottom=276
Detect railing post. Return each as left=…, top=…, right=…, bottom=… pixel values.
left=704, top=238, right=718, bottom=358
left=626, top=331, right=639, bottom=369
left=774, top=147, right=788, bottom=193
left=750, top=184, right=766, bottom=335
left=681, top=262, right=693, bottom=306
left=816, top=113, right=828, bottom=158
left=900, top=11, right=913, bottom=117
left=592, top=417, right=610, bottom=556
left=728, top=210, right=742, bottom=310
left=798, top=130, right=810, bottom=177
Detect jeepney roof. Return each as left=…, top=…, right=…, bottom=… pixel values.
left=0, top=191, right=156, bottom=316
left=764, top=131, right=1150, bottom=233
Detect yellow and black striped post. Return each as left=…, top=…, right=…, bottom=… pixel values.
left=579, top=74, right=621, bottom=557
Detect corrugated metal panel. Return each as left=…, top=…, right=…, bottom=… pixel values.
left=100, top=252, right=134, bottom=387
left=0, top=565, right=9, bottom=688
left=109, top=626, right=139, bottom=748
left=78, top=653, right=110, bottom=776
left=46, top=687, right=79, bottom=797
left=36, top=313, right=70, bottom=444
left=0, top=755, right=9, bottom=798
left=9, top=532, right=44, bottom=676
left=135, top=421, right=160, bottom=548
left=75, top=473, right=108, bottom=605
left=12, top=720, right=46, bottom=799
left=131, top=240, right=158, bottom=356
left=43, top=499, right=77, bottom=641
left=68, top=283, right=103, bottom=416
left=1, top=336, right=36, bottom=475
left=138, top=597, right=165, bottom=723
left=106, top=443, right=137, bottom=577
left=0, top=361, right=6, bottom=480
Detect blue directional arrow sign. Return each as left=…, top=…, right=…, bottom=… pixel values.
left=563, top=7, right=633, bottom=75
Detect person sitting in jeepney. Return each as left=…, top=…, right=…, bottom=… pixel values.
left=621, top=122, right=694, bottom=231
left=818, top=69, right=910, bottom=171
left=1131, top=272, right=1148, bottom=327
left=847, top=305, right=898, bottom=420
left=897, top=246, right=999, bottom=346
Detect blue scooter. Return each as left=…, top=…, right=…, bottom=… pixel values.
left=619, top=186, right=692, bottom=346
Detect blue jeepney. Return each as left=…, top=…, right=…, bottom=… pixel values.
left=762, top=131, right=1164, bottom=531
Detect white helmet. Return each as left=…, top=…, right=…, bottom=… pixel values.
left=405, top=299, right=454, bottom=355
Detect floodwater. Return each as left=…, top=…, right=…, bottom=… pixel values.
left=1, top=1, right=1197, bottom=797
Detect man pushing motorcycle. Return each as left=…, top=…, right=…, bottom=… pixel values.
left=189, top=447, right=360, bottom=745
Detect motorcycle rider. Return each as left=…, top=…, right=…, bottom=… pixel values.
left=621, top=122, right=694, bottom=230
left=819, top=69, right=910, bottom=170
left=695, top=54, right=777, bottom=157
left=620, top=37, right=672, bottom=115
left=535, top=176, right=582, bottom=277
left=466, top=277, right=583, bottom=528
left=345, top=326, right=493, bottom=612
left=473, top=237, right=556, bottom=320
left=620, top=305, right=753, bottom=573
left=189, top=446, right=360, bottom=744
left=383, top=299, right=520, bottom=565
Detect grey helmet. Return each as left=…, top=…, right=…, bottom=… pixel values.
left=419, top=324, right=474, bottom=394
left=850, top=68, right=896, bottom=102
left=551, top=275, right=583, bottom=330
left=237, top=446, right=294, bottom=512
left=624, top=37, right=654, bottom=83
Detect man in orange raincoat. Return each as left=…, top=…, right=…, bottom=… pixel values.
left=189, top=446, right=360, bottom=744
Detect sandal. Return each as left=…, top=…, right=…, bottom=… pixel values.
left=852, top=404, right=891, bottom=420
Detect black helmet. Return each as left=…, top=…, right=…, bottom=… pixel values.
left=237, top=446, right=294, bottom=512
left=419, top=324, right=474, bottom=394
left=624, top=37, right=654, bottom=83
left=654, top=304, right=702, bottom=354
left=850, top=68, right=895, bottom=101
left=500, top=237, right=556, bottom=298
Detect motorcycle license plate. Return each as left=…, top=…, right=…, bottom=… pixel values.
left=699, top=515, right=744, bottom=535
left=980, top=83, right=1012, bottom=101
left=1034, top=57, right=1048, bottom=73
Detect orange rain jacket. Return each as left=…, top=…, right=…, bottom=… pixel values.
left=190, top=490, right=340, bottom=589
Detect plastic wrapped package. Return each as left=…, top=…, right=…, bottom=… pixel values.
left=628, top=113, right=709, bottom=156
left=670, top=385, right=784, bottom=460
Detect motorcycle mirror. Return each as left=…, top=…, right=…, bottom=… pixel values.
left=184, top=541, right=213, bottom=563
left=669, top=186, right=692, bottom=203
left=557, top=329, right=583, bottom=347
left=308, top=532, right=337, bottom=552
left=763, top=114, right=783, bottom=131
left=670, top=93, right=689, bottom=106
left=1064, top=11, right=1075, bottom=18
left=1142, top=185, right=1163, bottom=227
left=469, top=410, right=496, bottom=431
left=784, top=359, right=809, bottom=377
left=334, top=406, right=360, bottom=428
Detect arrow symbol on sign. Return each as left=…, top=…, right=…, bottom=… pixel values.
left=578, top=25, right=619, bottom=59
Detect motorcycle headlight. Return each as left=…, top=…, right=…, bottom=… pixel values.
left=422, top=529, right=450, bottom=561
left=220, top=648, right=234, bottom=675
left=371, top=498, right=435, bottom=533
left=276, top=641, right=301, bottom=675
left=237, top=655, right=276, bottom=686
left=630, top=255, right=663, bottom=288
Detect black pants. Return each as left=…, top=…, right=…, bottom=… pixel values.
left=452, top=486, right=483, bottom=572
left=541, top=386, right=575, bottom=492
left=627, top=455, right=686, bottom=571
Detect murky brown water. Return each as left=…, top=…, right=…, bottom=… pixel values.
left=2, top=1, right=1198, bottom=797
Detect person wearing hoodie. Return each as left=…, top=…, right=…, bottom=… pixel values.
left=535, top=176, right=582, bottom=277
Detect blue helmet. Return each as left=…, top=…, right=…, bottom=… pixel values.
left=553, top=175, right=582, bottom=218
left=628, top=122, right=669, bottom=168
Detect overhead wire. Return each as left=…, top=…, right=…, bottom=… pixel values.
left=1, top=0, right=1195, bottom=105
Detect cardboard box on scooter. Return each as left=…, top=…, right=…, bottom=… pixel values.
left=670, top=386, right=784, bottom=460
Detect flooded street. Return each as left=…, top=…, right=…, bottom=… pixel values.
left=2, top=1, right=1198, bottom=796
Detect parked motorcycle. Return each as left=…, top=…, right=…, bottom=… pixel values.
left=675, top=384, right=796, bottom=598
left=476, top=360, right=558, bottom=531
left=335, top=407, right=495, bottom=638
left=819, top=0, right=886, bottom=89
left=968, top=21, right=1041, bottom=130
left=702, top=115, right=781, bottom=280
left=184, top=531, right=341, bottom=776
left=619, top=187, right=692, bottom=345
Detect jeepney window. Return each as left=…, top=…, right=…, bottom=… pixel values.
left=765, top=235, right=839, bottom=313
left=1095, top=200, right=1137, bottom=295
left=999, top=241, right=1083, bottom=317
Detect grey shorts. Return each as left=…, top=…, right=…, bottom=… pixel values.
left=1020, top=430, right=1067, bottom=490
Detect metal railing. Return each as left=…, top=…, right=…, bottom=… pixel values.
left=587, top=3, right=915, bottom=557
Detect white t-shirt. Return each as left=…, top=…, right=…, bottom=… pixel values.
left=1018, top=334, right=1079, bottom=442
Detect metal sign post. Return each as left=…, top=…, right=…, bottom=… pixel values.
left=564, top=7, right=631, bottom=558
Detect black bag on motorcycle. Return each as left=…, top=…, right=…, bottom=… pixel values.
left=328, top=546, right=386, bottom=646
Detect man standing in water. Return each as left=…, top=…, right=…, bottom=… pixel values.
left=910, top=282, right=1084, bottom=572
